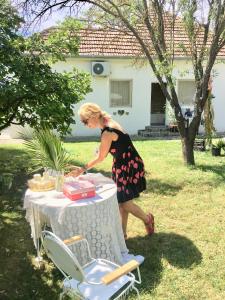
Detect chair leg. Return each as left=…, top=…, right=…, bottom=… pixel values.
left=59, top=289, right=69, bottom=300
left=59, top=291, right=64, bottom=300
left=132, top=286, right=140, bottom=300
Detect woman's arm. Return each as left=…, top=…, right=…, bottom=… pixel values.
left=84, top=131, right=114, bottom=170
left=68, top=131, right=115, bottom=176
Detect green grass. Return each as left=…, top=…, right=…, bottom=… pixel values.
left=0, top=140, right=225, bottom=300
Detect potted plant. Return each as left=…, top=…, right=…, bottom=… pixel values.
left=211, top=139, right=225, bottom=156
left=24, top=128, right=73, bottom=191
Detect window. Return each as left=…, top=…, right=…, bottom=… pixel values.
left=110, top=80, right=132, bottom=107
left=177, top=80, right=196, bottom=105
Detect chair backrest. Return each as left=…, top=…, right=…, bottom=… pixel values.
left=42, top=231, right=85, bottom=282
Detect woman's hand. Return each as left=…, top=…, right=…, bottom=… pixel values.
left=66, top=166, right=85, bottom=177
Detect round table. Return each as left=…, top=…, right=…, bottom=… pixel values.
left=24, top=173, right=128, bottom=265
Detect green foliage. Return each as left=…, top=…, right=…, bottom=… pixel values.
left=212, top=138, right=225, bottom=150
left=84, top=0, right=142, bottom=28
left=179, top=0, right=197, bottom=37
left=25, top=17, right=83, bottom=64
left=155, top=58, right=173, bottom=77
left=23, top=128, right=73, bottom=172
left=0, top=1, right=91, bottom=135
left=0, top=0, right=22, bottom=34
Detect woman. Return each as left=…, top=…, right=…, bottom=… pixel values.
left=70, top=103, right=154, bottom=238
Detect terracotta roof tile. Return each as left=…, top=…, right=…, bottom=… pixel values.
left=41, top=16, right=225, bottom=58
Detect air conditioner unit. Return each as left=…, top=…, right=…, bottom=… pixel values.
left=91, top=62, right=110, bottom=76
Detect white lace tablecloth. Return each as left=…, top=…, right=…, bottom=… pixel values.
left=23, top=173, right=129, bottom=265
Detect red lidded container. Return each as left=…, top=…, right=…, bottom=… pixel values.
left=63, top=180, right=96, bottom=201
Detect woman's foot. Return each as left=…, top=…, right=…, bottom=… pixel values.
left=144, top=213, right=154, bottom=235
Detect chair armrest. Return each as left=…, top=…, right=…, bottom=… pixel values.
left=63, top=235, right=83, bottom=246
left=101, top=260, right=139, bottom=285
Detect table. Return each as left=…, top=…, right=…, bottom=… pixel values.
left=23, top=173, right=129, bottom=265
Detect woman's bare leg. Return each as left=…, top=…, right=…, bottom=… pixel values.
left=119, top=205, right=129, bottom=237
left=121, top=200, right=149, bottom=224
left=120, top=200, right=154, bottom=235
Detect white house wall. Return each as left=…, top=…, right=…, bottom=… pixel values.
left=53, top=58, right=152, bottom=137
left=54, top=57, right=225, bottom=136
left=173, top=59, right=225, bottom=132
left=2, top=57, right=225, bottom=138
left=209, top=62, right=225, bottom=132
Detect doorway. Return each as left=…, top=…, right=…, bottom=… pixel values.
left=151, top=82, right=166, bottom=125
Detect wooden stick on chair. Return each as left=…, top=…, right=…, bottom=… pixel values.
left=63, top=235, right=83, bottom=246
left=101, top=260, right=139, bottom=285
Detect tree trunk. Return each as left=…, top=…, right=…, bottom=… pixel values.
left=179, top=112, right=202, bottom=166
left=181, top=136, right=195, bottom=165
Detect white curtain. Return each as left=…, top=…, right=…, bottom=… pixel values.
left=110, top=80, right=131, bottom=107
left=178, top=80, right=196, bottom=105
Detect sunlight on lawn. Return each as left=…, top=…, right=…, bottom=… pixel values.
left=0, top=140, right=225, bottom=300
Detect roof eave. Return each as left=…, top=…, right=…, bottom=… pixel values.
left=65, top=54, right=225, bottom=60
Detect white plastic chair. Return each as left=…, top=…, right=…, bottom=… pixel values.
left=41, top=230, right=142, bottom=300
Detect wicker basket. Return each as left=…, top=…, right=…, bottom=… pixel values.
left=28, top=178, right=55, bottom=192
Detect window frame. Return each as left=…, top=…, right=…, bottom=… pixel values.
left=177, top=79, right=196, bottom=106
left=109, top=79, right=133, bottom=108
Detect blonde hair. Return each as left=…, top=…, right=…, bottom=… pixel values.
left=78, top=102, right=111, bottom=122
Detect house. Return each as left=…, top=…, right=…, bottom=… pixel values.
left=2, top=20, right=225, bottom=139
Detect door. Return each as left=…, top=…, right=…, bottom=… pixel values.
left=151, top=82, right=166, bottom=125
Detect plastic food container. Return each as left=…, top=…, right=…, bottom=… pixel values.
left=63, top=180, right=96, bottom=201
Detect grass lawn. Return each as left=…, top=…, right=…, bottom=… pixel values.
left=0, top=140, right=225, bottom=300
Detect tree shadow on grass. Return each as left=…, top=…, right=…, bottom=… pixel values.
left=196, top=164, right=225, bottom=181
left=146, top=178, right=183, bottom=196
left=0, top=192, right=61, bottom=300
left=0, top=147, right=113, bottom=299
left=0, top=147, right=61, bottom=300
left=0, top=147, right=199, bottom=298
left=126, top=232, right=202, bottom=294
left=0, top=147, right=30, bottom=174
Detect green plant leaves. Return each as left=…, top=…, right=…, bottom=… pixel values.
left=23, top=128, right=73, bottom=172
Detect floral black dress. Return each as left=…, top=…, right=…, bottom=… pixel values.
left=101, top=127, right=146, bottom=203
